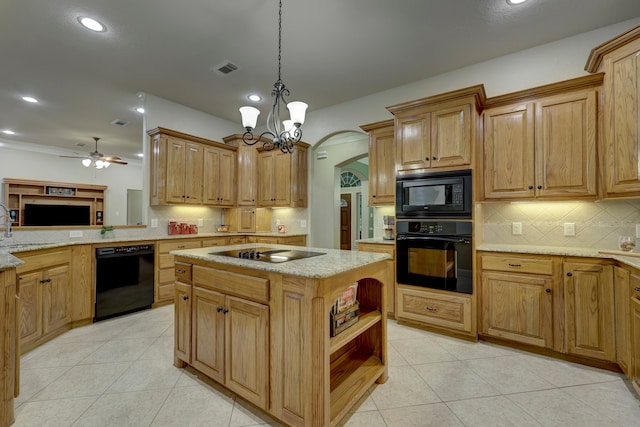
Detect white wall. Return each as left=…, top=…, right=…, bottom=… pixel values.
left=0, top=143, right=142, bottom=226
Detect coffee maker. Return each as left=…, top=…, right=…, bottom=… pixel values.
left=383, top=215, right=395, bottom=240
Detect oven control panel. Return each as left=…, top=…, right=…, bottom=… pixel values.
left=397, top=221, right=472, bottom=236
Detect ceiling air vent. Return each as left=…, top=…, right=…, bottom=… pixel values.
left=111, top=119, right=129, bottom=126
left=212, top=60, right=240, bottom=76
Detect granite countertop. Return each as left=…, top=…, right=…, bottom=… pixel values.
left=171, top=243, right=390, bottom=279
left=0, top=253, right=24, bottom=271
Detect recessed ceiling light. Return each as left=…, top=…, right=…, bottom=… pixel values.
left=136, top=107, right=145, bottom=114
left=2, top=130, right=16, bottom=135
left=78, top=16, right=106, bottom=32
left=22, top=96, right=38, bottom=103
left=248, top=94, right=262, bottom=102
left=506, top=0, right=528, bottom=4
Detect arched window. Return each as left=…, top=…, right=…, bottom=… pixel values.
left=340, top=171, right=361, bottom=188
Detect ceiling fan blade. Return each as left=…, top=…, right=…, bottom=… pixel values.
left=101, top=156, right=122, bottom=161
left=107, top=160, right=128, bottom=165
left=59, top=155, right=87, bottom=159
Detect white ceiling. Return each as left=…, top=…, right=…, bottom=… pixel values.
left=2, top=0, right=640, bottom=160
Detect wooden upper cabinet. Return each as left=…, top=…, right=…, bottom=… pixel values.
left=256, top=142, right=309, bottom=208
left=223, top=135, right=258, bottom=207
left=203, top=146, right=236, bottom=207
left=361, top=120, right=396, bottom=206
left=480, top=75, right=601, bottom=201
left=388, top=85, right=485, bottom=175
left=585, top=25, right=640, bottom=197
left=483, top=103, right=535, bottom=199
left=148, top=127, right=237, bottom=207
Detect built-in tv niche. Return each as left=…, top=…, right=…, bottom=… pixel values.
left=23, top=204, right=91, bottom=226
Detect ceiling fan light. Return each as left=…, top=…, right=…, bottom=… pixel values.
left=287, top=101, right=308, bottom=126
left=95, top=160, right=105, bottom=169
left=82, top=158, right=92, bottom=167
left=103, top=161, right=111, bottom=168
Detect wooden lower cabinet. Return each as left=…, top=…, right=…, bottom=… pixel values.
left=614, top=266, right=632, bottom=376
left=189, top=266, right=269, bottom=410
left=480, top=270, right=554, bottom=348
left=156, top=239, right=202, bottom=305
left=16, top=248, right=72, bottom=353
left=397, top=285, right=474, bottom=337
left=631, top=292, right=640, bottom=393
left=1, top=268, right=17, bottom=427
left=174, top=281, right=191, bottom=364
left=246, top=235, right=307, bottom=246
left=563, top=260, right=615, bottom=361
left=358, top=242, right=395, bottom=317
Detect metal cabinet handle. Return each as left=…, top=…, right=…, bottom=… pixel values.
left=528, top=185, right=534, bottom=190
left=176, top=269, right=185, bottom=274
left=425, top=306, right=437, bottom=312
left=178, top=245, right=185, bottom=249
left=634, top=287, right=640, bottom=292
left=537, top=185, right=542, bottom=190
left=545, top=288, right=551, bottom=293
left=217, top=307, right=223, bottom=313
left=508, top=263, right=521, bottom=268
left=222, top=309, right=229, bottom=314
left=567, top=272, right=573, bottom=277
left=182, top=295, right=189, bottom=301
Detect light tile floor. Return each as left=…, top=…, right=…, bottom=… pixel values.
left=13, top=304, right=640, bottom=427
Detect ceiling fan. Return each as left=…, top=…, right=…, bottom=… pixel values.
left=61, top=137, right=128, bottom=168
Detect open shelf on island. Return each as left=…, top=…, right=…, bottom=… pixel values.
left=329, top=308, right=382, bottom=355
left=329, top=349, right=385, bottom=425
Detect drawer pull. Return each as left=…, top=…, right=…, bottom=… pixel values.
left=182, top=295, right=189, bottom=301
left=176, top=269, right=186, bottom=274
left=545, top=288, right=551, bottom=293
left=222, top=308, right=229, bottom=314
left=508, top=263, right=521, bottom=268
left=178, top=245, right=185, bottom=249
left=567, top=272, right=573, bottom=277
left=634, top=287, right=640, bottom=292
left=425, top=306, right=437, bottom=312
left=217, top=307, right=224, bottom=313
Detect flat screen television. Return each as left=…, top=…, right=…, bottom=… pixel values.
left=23, top=204, right=91, bottom=226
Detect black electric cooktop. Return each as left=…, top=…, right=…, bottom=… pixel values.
left=210, top=247, right=326, bottom=263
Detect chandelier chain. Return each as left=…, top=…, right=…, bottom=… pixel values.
left=277, top=0, right=282, bottom=84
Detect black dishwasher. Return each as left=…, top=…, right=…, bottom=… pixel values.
left=95, top=244, right=155, bottom=322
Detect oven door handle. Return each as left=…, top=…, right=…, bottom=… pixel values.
left=397, top=235, right=471, bottom=244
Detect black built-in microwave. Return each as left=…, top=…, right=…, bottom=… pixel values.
left=395, top=169, right=472, bottom=218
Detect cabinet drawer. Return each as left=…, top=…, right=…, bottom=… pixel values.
left=397, top=287, right=472, bottom=334
left=481, top=254, right=553, bottom=275
left=158, top=268, right=175, bottom=284
left=279, top=236, right=306, bottom=246
left=193, top=266, right=269, bottom=303
left=158, top=283, right=175, bottom=301
left=228, top=236, right=246, bottom=245
left=358, top=243, right=395, bottom=260
left=158, top=240, right=201, bottom=253
left=202, top=237, right=228, bottom=247
left=175, top=262, right=192, bottom=284
left=159, top=253, right=176, bottom=269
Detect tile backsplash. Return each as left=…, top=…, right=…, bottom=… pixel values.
left=481, top=200, right=640, bottom=250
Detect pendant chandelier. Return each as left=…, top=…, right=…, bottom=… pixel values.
left=239, top=0, right=308, bottom=153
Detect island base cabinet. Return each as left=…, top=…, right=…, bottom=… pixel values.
left=1, top=270, right=16, bottom=427
left=174, top=282, right=191, bottom=365
left=632, top=295, right=640, bottom=394
left=189, top=284, right=269, bottom=410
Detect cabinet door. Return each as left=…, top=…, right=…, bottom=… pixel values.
left=614, top=267, right=632, bottom=375
left=603, top=45, right=640, bottom=196
left=166, top=139, right=187, bottom=203
left=369, top=125, right=396, bottom=205
left=225, top=295, right=269, bottom=409
left=631, top=294, right=640, bottom=391
left=482, top=103, right=535, bottom=199
left=239, top=208, right=256, bottom=233
left=175, top=282, right=191, bottom=363
left=42, top=264, right=70, bottom=334
left=273, top=151, right=292, bottom=206
left=564, top=262, right=615, bottom=361
left=184, top=142, right=203, bottom=204
left=431, top=103, right=472, bottom=168
left=290, top=145, right=308, bottom=208
left=237, top=145, right=258, bottom=206
left=203, top=147, right=222, bottom=205
left=395, top=114, right=430, bottom=172
left=480, top=271, right=553, bottom=348
left=17, top=272, right=42, bottom=344
left=217, top=149, right=236, bottom=206
left=191, top=287, right=225, bottom=383
left=257, top=152, right=276, bottom=206
left=535, top=90, right=597, bottom=198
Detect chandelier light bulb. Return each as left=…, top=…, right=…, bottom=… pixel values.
left=239, top=106, right=260, bottom=131
left=287, top=101, right=308, bottom=126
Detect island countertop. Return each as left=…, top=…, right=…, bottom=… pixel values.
left=170, top=243, right=390, bottom=279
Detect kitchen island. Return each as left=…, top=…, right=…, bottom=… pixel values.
left=170, top=244, right=390, bottom=427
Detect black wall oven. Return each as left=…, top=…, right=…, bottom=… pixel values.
left=396, top=221, right=472, bottom=294
left=396, top=169, right=472, bottom=218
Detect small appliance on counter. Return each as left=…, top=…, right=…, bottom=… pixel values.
left=383, top=215, right=395, bottom=240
